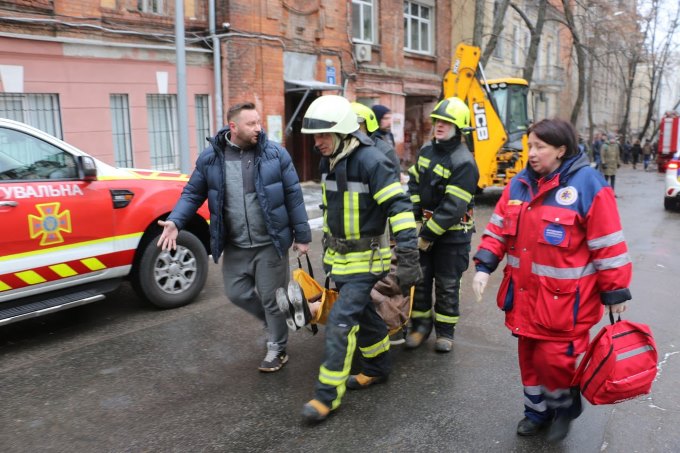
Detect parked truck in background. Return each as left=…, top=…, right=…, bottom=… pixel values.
left=657, top=112, right=680, bottom=174
left=441, top=43, right=530, bottom=190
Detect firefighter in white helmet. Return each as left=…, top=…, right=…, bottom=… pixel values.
left=405, top=97, right=480, bottom=352
left=299, top=95, right=422, bottom=423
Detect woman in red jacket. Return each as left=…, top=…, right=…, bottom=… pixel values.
left=471, top=119, right=631, bottom=443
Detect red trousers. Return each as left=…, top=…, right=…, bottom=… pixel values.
left=517, top=335, right=588, bottom=423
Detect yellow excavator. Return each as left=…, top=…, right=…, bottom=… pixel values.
left=442, top=43, right=530, bottom=190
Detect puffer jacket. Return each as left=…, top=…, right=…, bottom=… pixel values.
left=168, top=127, right=311, bottom=262
left=473, top=152, right=632, bottom=341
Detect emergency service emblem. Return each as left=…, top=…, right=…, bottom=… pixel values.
left=556, top=186, right=578, bottom=206
left=544, top=223, right=566, bottom=246
left=28, top=202, right=72, bottom=246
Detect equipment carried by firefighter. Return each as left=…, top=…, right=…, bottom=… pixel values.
left=441, top=43, right=530, bottom=190
left=289, top=253, right=412, bottom=335
left=571, top=313, right=658, bottom=405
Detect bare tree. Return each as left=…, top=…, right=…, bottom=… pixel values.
left=509, top=1, right=548, bottom=84
left=560, top=0, right=587, bottom=125
left=480, top=0, right=511, bottom=67
left=637, top=0, right=680, bottom=141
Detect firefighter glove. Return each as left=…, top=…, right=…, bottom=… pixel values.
left=395, top=247, right=423, bottom=292
left=417, top=237, right=432, bottom=252
left=472, top=271, right=490, bottom=303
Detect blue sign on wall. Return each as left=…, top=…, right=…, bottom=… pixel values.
left=326, top=66, right=336, bottom=85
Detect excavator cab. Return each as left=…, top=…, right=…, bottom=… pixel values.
left=486, top=78, right=529, bottom=152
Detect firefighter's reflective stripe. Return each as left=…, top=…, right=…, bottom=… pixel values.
left=321, top=181, right=330, bottom=234
left=411, top=309, right=432, bottom=319
left=417, top=155, right=431, bottom=170
left=344, top=191, right=361, bottom=239
left=389, top=212, right=417, bottom=234
left=435, top=312, right=460, bottom=325
left=319, top=325, right=359, bottom=409
left=323, top=247, right=392, bottom=275
left=433, top=163, right=451, bottom=179
left=373, top=182, right=403, bottom=205
left=425, top=218, right=473, bottom=236
left=446, top=185, right=473, bottom=203
left=359, top=335, right=390, bottom=358
left=408, top=165, right=420, bottom=183
left=410, top=193, right=421, bottom=204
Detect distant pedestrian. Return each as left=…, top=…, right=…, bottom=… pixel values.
left=158, top=102, right=311, bottom=373
left=631, top=139, right=642, bottom=169
left=642, top=139, right=653, bottom=171
left=372, top=104, right=396, bottom=148
left=601, top=135, right=620, bottom=193
left=591, top=133, right=603, bottom=171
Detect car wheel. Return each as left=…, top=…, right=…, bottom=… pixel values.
left=664, top=197, right=674, bottom=211
left=134, top=230, right=209, bottom=308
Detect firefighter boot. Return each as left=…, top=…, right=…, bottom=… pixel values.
left=347, top=373, right=388, bottom=390
left=434, top=337, right=454, bottom=353
left=434, top=324, right=455, bottom=353
left=301, top=399, right=331, bottom=424
left=405, top=323, right=432, bottom=349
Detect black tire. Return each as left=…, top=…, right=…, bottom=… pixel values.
left=663, top=197, right=678, bottom=211
left=133, top=230, right=209, bottom=309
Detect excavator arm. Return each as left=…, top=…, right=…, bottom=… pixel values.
left=442, top=43, right=528, bottom=189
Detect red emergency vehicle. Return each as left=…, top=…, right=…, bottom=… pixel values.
left=657, top=112, right=680, bottom=173
left=0, top=119, right=210, bottom=327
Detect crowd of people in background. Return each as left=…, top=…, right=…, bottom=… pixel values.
left=581, top=131, right=656, bottom=175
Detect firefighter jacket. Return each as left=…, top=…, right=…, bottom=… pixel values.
left=473, top=152, right=632, bottom=341
left=321, top=132, right=417, bottom=282
left=407, top=136, right=479, bottom=244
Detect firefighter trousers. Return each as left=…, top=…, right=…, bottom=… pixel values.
left=411, top=242, right=470, bottom=339
left=518, top=335, right=587, bottom=424
left=315, top=275, right=391, bottom=410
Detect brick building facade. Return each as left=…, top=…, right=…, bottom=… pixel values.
left=0, top=1, right=470, bottom=180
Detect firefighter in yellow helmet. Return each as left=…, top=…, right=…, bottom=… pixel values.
left=351, top=102, right=401, bottom=179
left=405, top=96, right=480, bottom=352
left=299, top=95, right=422, bottom=423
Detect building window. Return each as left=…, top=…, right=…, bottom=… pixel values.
left=138, top=0, right=163, bottom=14
left=110, top=94, right=134, bottom=168
left=512, top=25, right=520, bottom=66
left=146, top=94, right=178, bottom=171
left=0, top=93, right=62, bottom=139
left=545, top=41, right=553, bottom=79
left=195, top=94, right=211, bottom=153
left=352, top=0, right=375, bottom=43
left=403, top=1, right=434, bottom=54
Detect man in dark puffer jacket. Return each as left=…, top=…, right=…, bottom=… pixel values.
left=158, top=102, right=311, bottom=373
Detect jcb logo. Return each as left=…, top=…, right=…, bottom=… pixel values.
left=473, top=103, right=489, bottom=141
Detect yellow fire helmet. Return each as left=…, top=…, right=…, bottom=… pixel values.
left=351, top=102, right=379, bottom=133
left=430, top=97, right=470, bottom=130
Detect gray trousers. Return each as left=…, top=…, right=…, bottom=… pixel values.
left=222, top=243, right=290, bottom=352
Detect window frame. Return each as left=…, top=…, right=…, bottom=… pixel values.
left=146, top=94, right=179, bottom=171
left=194, top=94, right=211, bottom=154
left=110, top=94, right=134, bottom=168
left=0, top=93, right=63, bottom=139
left=403, top=0, right=435, bottom=55
left=352, top=0, right=376, bottom=44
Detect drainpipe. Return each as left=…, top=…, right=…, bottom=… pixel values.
left=175, top=0, right=190, bottom=174
left=209, top=0, right=223, bottom=129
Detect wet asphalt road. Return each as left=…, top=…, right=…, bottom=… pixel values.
left=1, top=166, right=679, bottom=452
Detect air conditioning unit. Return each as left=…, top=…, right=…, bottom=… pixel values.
left=354, top=43, right=372, bottom=63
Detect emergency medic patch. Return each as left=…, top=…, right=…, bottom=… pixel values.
left=28, top=202, right=72, bottom=246
left=543, top=223, right=566, bottom=245
left=556, top=186, right=578, bottom=206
